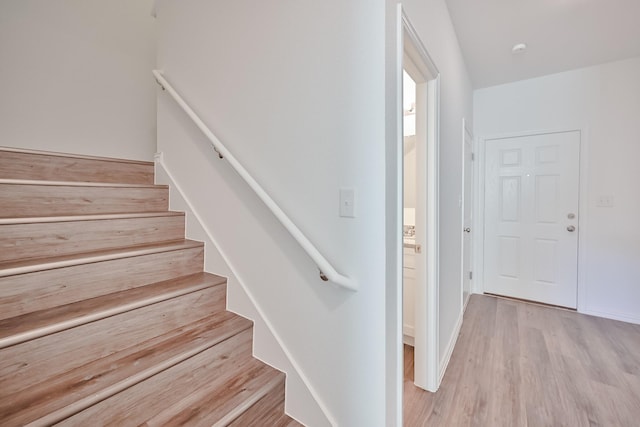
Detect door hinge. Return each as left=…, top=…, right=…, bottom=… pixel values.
left=469, top=271, right=473, bottom=280
left=471, top=152, right=475, bottom=161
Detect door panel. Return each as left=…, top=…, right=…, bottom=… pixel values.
left=484, top=131, right=580, bottom=308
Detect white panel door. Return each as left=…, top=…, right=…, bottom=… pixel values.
left=484, top=131, right=580, bottom=308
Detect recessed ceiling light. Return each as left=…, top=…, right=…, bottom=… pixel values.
left=512, top=43, right=527, bottom=54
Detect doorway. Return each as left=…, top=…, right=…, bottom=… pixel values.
left=402, top=70, right=418, bottom=347
left=399, top=8, right=440, bottom=394
left=481, top=131, right=581, bottom=308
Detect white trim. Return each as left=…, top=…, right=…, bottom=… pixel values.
left=155, top=153, right=337, bottom=427
left=460, top=118, right=474, bottom=308
left=579, top=308, right=640, bottom=326
left=153, top=70, right=356, bottom=292
left=576, top=127, right=590, bottom=314
left=403, top=324, right=415, bottom=347
left=398, top=5, right=441, bottom=394
left=403, top=324, right=415, bottom=338
left=471, top=131, right=482, bottom=294
left=475, top=127, right=588, bottom=308
left=438, top=309, right=463, bottom=385
left=460, top=119, right=466, bottom=307
left=473, top=134, right=487, bottom=294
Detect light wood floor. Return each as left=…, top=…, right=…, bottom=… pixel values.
left=404, top=294, right=640, bottom=426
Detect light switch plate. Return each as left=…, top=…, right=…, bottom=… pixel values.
left=339, top=188, right=356, bottom=218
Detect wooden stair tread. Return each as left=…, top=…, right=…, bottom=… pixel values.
left=0, top=272, right=225, bottom=349
left=0, top=213, right=186, bottom=264
left=0, top=211, right=184, bottom=225
left=0, top=182, right=169, bottom=218
left=0, top=178, right=165, bottom=188
left=56, top=329, right=285, bottom=427
left=0, top=314, right=252, bottom=426
left=1, top=282, right=228, bottom=401
left=228, top=380, right=303, bottom=427
left=0, top=146, right=154, bottom=166
left=0, top=148, right=154, bottom=185
left=0, top=239, right=203, bottom=277
left=0, top=244, right=204, bottom=321
left=143, top=356, right=284, bottom=427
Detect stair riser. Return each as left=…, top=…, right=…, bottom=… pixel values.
left=0, top=284, right=226, bottom=397
left=57, top=329, right=255, bottom=426
left=0, top=184, right=168, bottom=218
left=0, top=215, right=185, bottom=263
left=0, top=150, right=154, bottom=185
left=0, top=245, right=204, bottom=320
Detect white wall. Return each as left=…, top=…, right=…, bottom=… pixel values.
left=474, top=56, right=640, bottom=324
left=404, top=136, right=417, bottom=209
left=0, top=0, right=156, bottom=161
left=157, top=0, right=387, bottom=425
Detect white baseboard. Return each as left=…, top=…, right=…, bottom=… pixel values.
left=438, top=310, right=464, bottom=385
left=579, top=307, right=640, bottom=325
left=403, top=334, right=415, bottom=347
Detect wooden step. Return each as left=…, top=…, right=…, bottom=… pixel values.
left=0, top=147, right=154, bottom=185
left=56, top=328, right=286, bottom=427
left=0, top=313, right=252, bottom=426
left=0, top=272, right=224, bottom=349
left=0, top=239, right=202, bottom=277
left=0, top=180, right=168, bottom=218
left=229, top=380, right=303, bottom=427
left=0, top=240, right=204, bottom=320
left=0, top=273, right=225, bottom=396
left=0, top=212, right=185, bottom=263
left=143, top=353, right=284, bottom=427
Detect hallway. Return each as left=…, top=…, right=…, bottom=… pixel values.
left=404, top=294, right=640, bottom=426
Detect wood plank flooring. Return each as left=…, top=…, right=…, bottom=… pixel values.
left=404, top=294, right=640, bottom=427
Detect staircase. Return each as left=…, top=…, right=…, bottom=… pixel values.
left=0, top=147, right=301, bottom=426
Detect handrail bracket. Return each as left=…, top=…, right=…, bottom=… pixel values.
left=154, top=78, right=166, bottom=91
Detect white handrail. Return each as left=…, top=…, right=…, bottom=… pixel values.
left=153, top=70, right=357, bottom=292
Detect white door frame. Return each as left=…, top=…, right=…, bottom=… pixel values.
left=460, top=118, right=473, bottom=310
left=474, top=127, right=589, bottom=312
left=398, top=5, right=441, bottom=393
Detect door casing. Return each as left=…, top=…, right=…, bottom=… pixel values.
left=461, top=119, right=474, bottom=310
left=398, top=5, right=441, bottom=393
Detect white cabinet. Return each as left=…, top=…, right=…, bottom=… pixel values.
left=403, top=242, right=416, bottom=345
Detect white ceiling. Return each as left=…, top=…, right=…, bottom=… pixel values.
left=444, top=0, right=640, bottom=88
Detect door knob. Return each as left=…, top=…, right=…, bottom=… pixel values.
left=464, top=228, right=471, bottom=233
left=567, top=225, right=576, bottom=232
